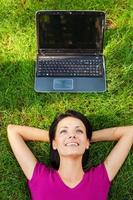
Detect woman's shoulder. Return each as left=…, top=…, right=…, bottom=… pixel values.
left=28, top=162, right=54, bottom=183
left=85, top=163, right=107, bottom=175
left=85, top=163, right=111, bottom=184
left=33, top=162, right=55, bottom=174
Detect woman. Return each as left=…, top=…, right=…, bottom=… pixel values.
left=7, top=110, right=133, bottom=200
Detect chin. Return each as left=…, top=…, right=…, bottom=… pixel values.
left=63, top=151, right=83, bottom=157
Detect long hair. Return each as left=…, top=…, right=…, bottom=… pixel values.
left=49, top=110, right=92, bottom=170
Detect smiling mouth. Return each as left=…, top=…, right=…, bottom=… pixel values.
left=65, top=142, right=79, bottom=146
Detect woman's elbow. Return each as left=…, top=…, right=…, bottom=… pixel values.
left=127, top=130, right=133, bottom=143
left=7, top=124, right=16, bottom=136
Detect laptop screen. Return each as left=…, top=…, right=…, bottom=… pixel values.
left=36, top=11, right=105, bottom=52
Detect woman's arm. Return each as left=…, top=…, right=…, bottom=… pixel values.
left=91, top=126, right=133, bottom=182
left=7, top=124, right=49, bottom=180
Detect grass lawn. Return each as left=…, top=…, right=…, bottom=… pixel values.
left=0, top=0, right=133, bottom=199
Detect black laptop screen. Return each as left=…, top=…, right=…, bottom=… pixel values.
left=37, top=11, right=105, bottom=52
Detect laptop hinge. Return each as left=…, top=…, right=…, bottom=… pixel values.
left=38, top=50, right=103, bottom=56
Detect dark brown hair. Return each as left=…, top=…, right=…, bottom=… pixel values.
left=49, top=110, right=92, bottom=170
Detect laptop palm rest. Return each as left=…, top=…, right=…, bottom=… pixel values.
left=53, top=79, right=73, bottom=90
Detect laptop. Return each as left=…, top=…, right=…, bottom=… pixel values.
left=35, top=10, right=106, bottom=92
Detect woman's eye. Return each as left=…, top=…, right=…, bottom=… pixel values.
left=76, top=129, right=83, bottom=134
left=60, top=130, right=67, bottom=134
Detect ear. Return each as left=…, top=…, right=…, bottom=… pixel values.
left=86, top=139, right=90, bottom=149
left=52, top=140, right=57, bottom=150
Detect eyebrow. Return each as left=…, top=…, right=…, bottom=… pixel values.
left=60, top=126, right=82, bottom=129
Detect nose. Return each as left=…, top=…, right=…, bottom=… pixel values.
left=68, top=135, right=76, bottom=139
left=68, top=131, right=76, bottom=138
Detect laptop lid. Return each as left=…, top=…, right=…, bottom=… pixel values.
left=36, top=10, right=105, bottom=54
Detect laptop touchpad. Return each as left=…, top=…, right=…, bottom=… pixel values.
left=53, top=79, right=73, bottom=90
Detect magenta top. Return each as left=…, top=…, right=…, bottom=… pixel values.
left=28, top=162, right=111, bottom=200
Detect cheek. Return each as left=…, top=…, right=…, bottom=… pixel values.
left=55, top=137, right=65, bottom=148
left=81, top=138, right=89, bottom=147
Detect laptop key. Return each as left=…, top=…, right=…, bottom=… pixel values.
left=37, top=56, right=104, bottom=77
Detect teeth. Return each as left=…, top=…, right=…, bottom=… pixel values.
left=66, top=143, right=78, bottom=146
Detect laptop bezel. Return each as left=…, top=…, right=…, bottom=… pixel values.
left=36, top=10, right=105, bottom=55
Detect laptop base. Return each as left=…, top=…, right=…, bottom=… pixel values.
left=35, top=77, right=106, bottom=92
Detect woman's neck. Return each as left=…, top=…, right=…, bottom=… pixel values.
left=58, top=157, right=84, bottom=181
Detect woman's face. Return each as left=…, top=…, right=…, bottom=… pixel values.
left=52, top=117, right=90, bottom=158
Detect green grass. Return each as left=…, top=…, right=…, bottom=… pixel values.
left=0, top=0, right=133, bottom=199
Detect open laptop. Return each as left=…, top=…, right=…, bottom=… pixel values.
left=35, top=10, right=106, bottom=92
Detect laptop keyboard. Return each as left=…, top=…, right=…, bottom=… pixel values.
left=36, top=56, right=104, bottom=77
